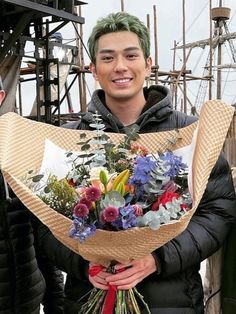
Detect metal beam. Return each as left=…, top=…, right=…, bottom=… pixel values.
left=0, top=11, right=34, bottom=65
left=174, top=32, right=236, bottom=50
left=3, top=0, right=85, bottom=24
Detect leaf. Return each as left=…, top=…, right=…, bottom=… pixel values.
left=66, top=152, right=73, bottom=157
left=44, top=185, right=51, bottom=193
left=101, top=191, right=126, bottom=208
left=81, top=144, right=91, bottom=151
left=89, top=123, right=105, bottom=129
left=32, top=174, right=44, bottom=182
left=80, top=133, right=87, bottom=139
left=89, top=139, right=107, bottom=145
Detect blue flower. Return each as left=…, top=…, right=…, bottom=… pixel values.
left=159, top=152, right=187, bottom=179
left=112, top=204, right=137, bottom=229
left=130, top=156, right=157, bottom=185
left=69, top=217, right=96, bottom=243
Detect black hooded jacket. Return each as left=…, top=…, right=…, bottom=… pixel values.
left=0, top=171, right=64, bottom=314
left=39, top=85, right=236, bottom=314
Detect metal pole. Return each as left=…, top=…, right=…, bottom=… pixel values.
left=120, top=0, right=124, bottom=12
left=153, top=5, right=158, bottom=84
left=217, top=0, right=222, bottom=99
left=182, top=0, right=187, bottom=113
left=209, top=0, right=213, bottom=100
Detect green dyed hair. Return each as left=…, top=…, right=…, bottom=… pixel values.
left=88, top=12, right=150, bottom=64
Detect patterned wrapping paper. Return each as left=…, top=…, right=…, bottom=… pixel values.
left=0, top=100, right=234, bottom=266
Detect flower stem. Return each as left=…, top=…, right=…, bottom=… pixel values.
left=133, top=287, right=151, bottom=314
left=128, top=289, right=141, bottom=314
left=79, top=289, right=105, bottom=314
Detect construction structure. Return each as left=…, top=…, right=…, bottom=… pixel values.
left=0, top=0, right=86, bottom=124
left=0, top=0, right=236, bottom=124
left=174, top=1, right=236, bottom=115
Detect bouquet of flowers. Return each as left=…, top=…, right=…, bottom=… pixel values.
left=25, top=115, right=192, bottom=244
left=0, top=100, right=233, bottom=313
left=22, top=114, right=192, bottom=313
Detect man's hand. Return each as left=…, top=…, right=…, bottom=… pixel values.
left=88, top=263, right=110, bottom=290
left=105, top=254, right=157, bottom=290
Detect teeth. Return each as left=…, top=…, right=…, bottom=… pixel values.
left=114, top=78, right=130, bottom=83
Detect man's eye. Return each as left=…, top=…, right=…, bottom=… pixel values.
left=127, top=54, right=138, bottom=59
left=101, top=56, right=113, bottom=62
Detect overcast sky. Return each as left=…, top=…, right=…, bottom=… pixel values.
left=20, top=0, right=236, bottom=115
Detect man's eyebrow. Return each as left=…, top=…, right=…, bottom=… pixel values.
left=98, top=47, right=141, bottom=54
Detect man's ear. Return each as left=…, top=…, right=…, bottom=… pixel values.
left=0, top=90, right=5, bottom=106
left=146, top=56, right=152, bottom=76
left=89, top=63, right=99, bottom=81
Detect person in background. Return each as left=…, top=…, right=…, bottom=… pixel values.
left=0, top=76, right=64, bottom=314
left=37, top=12, right=236, bottom=314
left=221, top=167, right=236, bottom=314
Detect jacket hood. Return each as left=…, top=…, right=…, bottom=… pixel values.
left=81, top=85, right=173, bottom=132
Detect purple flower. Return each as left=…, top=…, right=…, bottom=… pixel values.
left=129, top=156, right=157, bottom=185
left=73, top=203, right=89, bottom=217
left=103, top=206, right=119, bottom=222
left=85, top=187, right=101, bottom=202
left=80, top=197, right=93, bottom=209
left=112, top=204, right=137, bottom=229
left=160, top=152, right=187, bottom=179
left=69, top=217, right=96, bottom=243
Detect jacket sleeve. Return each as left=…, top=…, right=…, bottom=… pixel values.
left=155, top=152, right=236, bottom=277
left=37, top=222, right=89, bottom=281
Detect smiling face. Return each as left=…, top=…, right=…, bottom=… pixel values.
left=90, top=31, right=152, bottom=106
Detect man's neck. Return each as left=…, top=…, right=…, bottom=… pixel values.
left=105, top=95, right=146, bottom=126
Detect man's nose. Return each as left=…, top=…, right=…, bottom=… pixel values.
left=114, top=57, right=128, bottom=72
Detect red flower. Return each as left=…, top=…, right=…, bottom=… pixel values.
left=67, top=178, right=76, bottom=187
left=151, top=191, right=180, bottom=211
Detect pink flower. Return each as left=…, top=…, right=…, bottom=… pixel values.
left=130, top=143, right=148, bottom=156
left=73, top=203, right=89, bottom=217
left=79, top=197, right=93, bottom=209
left=102, top=206, right=119, bottom=222
left=85, top=187, right=101, bottom=202
left=132, top=204, right=143, bottom=216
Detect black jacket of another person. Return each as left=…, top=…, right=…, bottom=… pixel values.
left=0, top=171, right=64, bottom=314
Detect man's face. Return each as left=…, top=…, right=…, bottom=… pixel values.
left=0, top=90, right=5, bottom=106
left=90, top=31, right=152, bottom=104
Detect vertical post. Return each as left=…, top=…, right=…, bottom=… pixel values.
left=146, top=14, right=150, bottom=31
left=75, top=5, right=87, bottom=112
left=217, top=0, right=222, bottom=99
left=153, top=5, right=158, bottom=84
left=120, top=0, right=124, bottom=12
left=209, top=0, right=213, bottom=100
left=79, top=5, right=87, bottom=111
left=182, top=0, right=187, bottom=113
left=44, top=19, right=52, bottom=123
left=172, top=40, right=177, bottom=109
left=18, top=79, right=23, bottom=116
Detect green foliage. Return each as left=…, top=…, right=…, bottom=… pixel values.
left=40, top=175, right=78, bottom=218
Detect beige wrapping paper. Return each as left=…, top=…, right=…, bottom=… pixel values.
left=0, top=100, right=234, bottom=266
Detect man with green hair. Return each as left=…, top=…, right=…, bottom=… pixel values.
left=38, top=12, right=236, bottom=313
